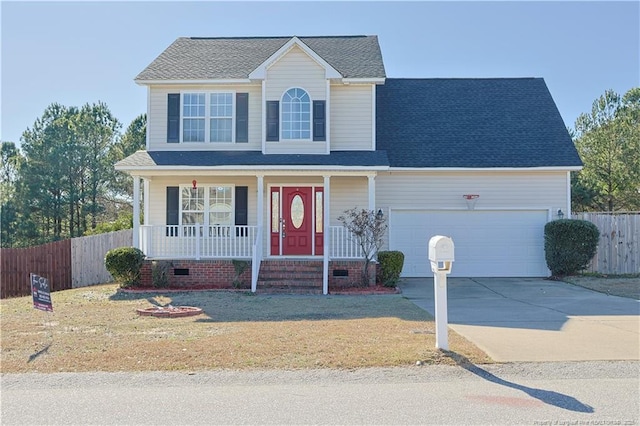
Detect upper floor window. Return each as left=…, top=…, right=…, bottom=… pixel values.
left=210, top=93, right=233, bottom=142
left=168, top=92, right=248, bottom=144
left=183, top=93, right=206, bottom=142
left=182, top=92, right=235, bottom=143
left=281, top=88, right=311, bottom=140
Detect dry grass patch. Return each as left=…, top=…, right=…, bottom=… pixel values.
left=0, top=284, right=490, bottom=373
left=562, top=275, right=639, bottom=299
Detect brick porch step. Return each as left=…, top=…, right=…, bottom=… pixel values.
left=257, top=260, right=323, bottom=294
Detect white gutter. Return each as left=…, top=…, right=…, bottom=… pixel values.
left=387, top=166, right=583, bottom=172
left=135, top=79, right=254, bottom=86
left=115, top=165, right=390, bottom=173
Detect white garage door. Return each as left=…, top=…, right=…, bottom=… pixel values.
left=389, top=210, right=550, bottom=277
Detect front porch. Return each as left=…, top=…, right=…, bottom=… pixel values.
left=137, top=224, right=367, bottom=293
left=129, top=170, right=385, bottom=295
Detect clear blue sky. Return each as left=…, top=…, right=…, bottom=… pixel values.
left=1, top=1, right=638, bottom=146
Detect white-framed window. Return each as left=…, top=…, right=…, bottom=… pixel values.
left=182, top=92, right=235, bottom=143
left=183, top=93, right=206, bottom=142
left=209, top=93, right=233, bottom=142
left=180, top=185, right=234, bottom=227
left=281, top=88, right=311, bottom=140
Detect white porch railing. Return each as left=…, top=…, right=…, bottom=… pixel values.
left=329, top=226, right=363, bottom=258
left=140, top=225, right=257, bottom=259
left=139, top=225, right=361, bottom=260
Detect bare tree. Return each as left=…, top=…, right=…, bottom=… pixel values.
left=337, top=208, right=388, bottom=286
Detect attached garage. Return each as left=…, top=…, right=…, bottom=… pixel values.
left=389, top=209, right=550, bottom=277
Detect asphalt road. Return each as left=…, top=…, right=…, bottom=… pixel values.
left=2, top=361, right=638, bottom=425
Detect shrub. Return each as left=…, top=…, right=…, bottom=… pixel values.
left=232, top=259, right=249, bottom=288
left=378, top=250, right=405, bottom=287
left=105, top=247, right=145, bottom=288
left=544, top=219, right=599, bottom=277
left=151, top=260, right=172, bottom=288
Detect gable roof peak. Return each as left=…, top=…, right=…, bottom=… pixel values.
left=135, top=35, right=385, bottom=82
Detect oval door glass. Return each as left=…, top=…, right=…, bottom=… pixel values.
left=290, top=195, right=304, bottom=229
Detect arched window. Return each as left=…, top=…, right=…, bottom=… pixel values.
left=281, top=88, right=311, bottom=140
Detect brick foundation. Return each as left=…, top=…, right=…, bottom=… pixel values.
left=138, top=259, right=376, bottom=291
left=140, top=259, right=252, bottom=289
left=329, top=260, right=377, bottom=289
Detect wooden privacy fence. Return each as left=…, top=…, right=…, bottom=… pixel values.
left=573, top=212, right=640, bottom=275
left=1, top=229, right=133, bottom=298
left=1, top=240, right=72, bottom=298
left=71, top=229, right=133, bottom=288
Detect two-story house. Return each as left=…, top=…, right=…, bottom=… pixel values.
left=115, top=35, right=582, bottom=293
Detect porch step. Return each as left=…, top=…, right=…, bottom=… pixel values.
left=257, top=260, right=323, bottom=294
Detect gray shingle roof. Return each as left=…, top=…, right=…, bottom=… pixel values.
left=136, top=36, right=386, bottom=81
left=115, top=150, right=389, bottom=168
left=376, top=78, right=582, bottom=168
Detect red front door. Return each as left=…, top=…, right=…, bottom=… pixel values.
left=282, top=187, right=312, bottom=255
left=270, top=186, right=323, bottom=256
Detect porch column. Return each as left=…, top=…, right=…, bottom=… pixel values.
left=256, top=175, right=264, bottom=227
left=367, top=174, right=375, bottom=212
left=143, top=178, right=150, bottom=225
left=252, top=174, right=264, bottom=293
left=132, top=176, right=140, bottom=248
left=323, top=175, right=331, bottom=295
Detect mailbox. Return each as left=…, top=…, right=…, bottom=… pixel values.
left=428, top=235, right=455, bottom=350
left=429, top=235, right=454, bottom=274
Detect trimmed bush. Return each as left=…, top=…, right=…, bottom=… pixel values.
left=544, top=219, right=599, bottom=277
left=105, top=247, right=145, bottom=288
left=378, top=250, right=405, bottom=287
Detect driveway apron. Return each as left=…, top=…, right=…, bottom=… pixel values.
left=400, top=277, right=640, bottom=362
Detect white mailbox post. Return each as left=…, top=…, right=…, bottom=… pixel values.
left=428, top=236, right=455, bottom=350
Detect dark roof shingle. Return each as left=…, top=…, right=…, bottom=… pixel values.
left=136, top=36, right=385, bottom=81
left=376, top=78, right=582, bottom=168
left=115, top=150, right=389, bottom=168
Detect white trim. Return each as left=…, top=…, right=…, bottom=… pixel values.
left=389, top=206, right=553, bottom=212
left=249, top=37, right=341, bottom=80
left=343, top=78, right=386, bottom=84
left=323, top=175, right=330, bottom=295
left=388, top=206, right=554, bottom=224
left=136, top=79, right=252, bottom=86
left=145, top=88, right=151, bottom=151
left=261, top=80, right=266, bottom=153
left=325, top=80, right=331, bottom=155
left=388, top=166, right=583, bottom=172
left=132, top=176, right=141, bottom=248
left=368, top=175, right=375, bottom=211
left=143, top=178, right=150, bottom=225
left=371, top=84, right=376, bottom=151
left=566, top=171, right=572, bottom=217
left=116, top=165, right=390, bottom=173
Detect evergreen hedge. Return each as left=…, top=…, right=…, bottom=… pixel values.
left=377, top=250, right=405, bottom=287
left=105, top=247, right=145, bottom=288
left=544, top=219, right=599, bottom=276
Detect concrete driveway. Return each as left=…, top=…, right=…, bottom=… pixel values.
left=400, top=277, right=639, bottom=362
